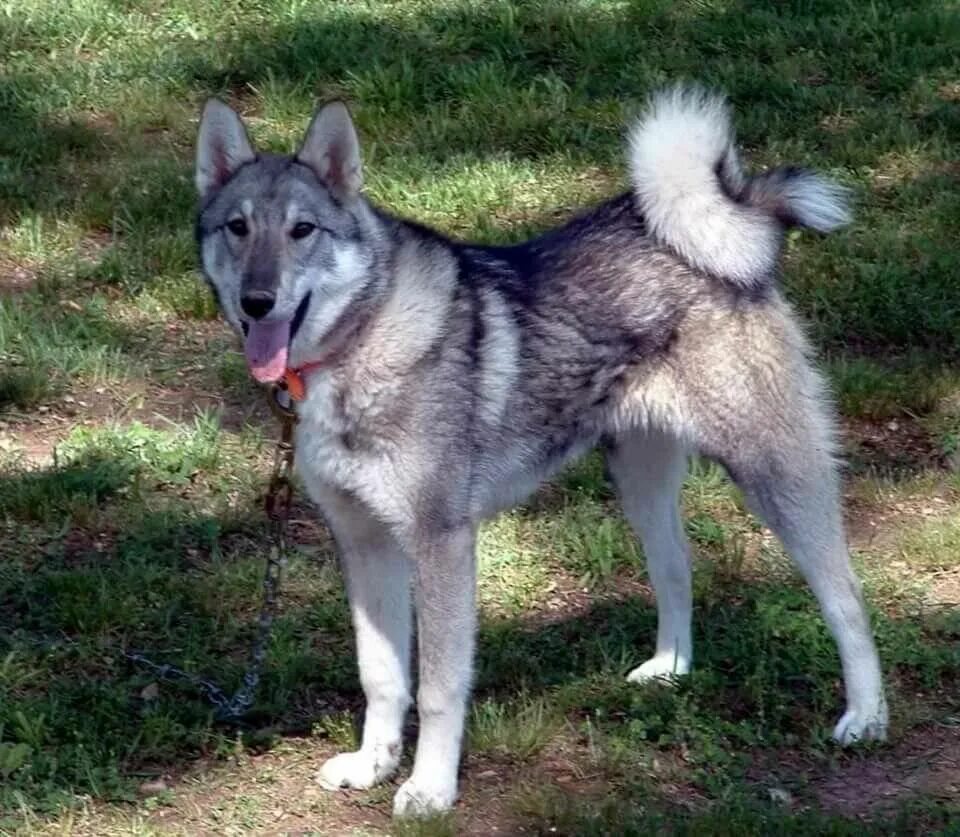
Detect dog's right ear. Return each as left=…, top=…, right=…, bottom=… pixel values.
left=195, top=99, right=256, bottom=199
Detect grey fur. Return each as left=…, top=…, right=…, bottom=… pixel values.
left=195, top=88, right=887, bottom=818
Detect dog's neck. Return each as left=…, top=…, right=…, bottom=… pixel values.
left=297, top=223, right=457, bottom=389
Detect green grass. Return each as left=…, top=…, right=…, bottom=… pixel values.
left=468, top=694, right=562, bottom=761
left=1, top=0, right=959, bottom=833
left=514, top=787, right=960, bottom=836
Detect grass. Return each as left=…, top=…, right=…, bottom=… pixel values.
left=1, top=0, right=959, bottom=833
left=513, top=788, right=960, bottom=836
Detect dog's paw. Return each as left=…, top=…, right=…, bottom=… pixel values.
left=626, top=653, right=690, bottom=685
left=832, top=704, right=889, bottom=745
left=316, top=749, right=398, bottom=791
left=392, top=777, right=457, bottom=818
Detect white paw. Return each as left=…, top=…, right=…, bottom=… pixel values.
left=832, top=703, right=889, bottom=745
left=627, top=653, right=691, bottom=685
left=392, top=777, right=457, bottom=818
left=316, top=748, right=398, bottom=791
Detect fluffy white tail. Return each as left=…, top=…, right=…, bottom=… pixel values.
left=628, top=85, right=850, bottom=288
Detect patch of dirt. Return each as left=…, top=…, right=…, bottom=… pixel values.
left=869, top=153, right=960, bottom=191
left=0, top=384, right=266, bottom=468
left=843, top=416, right=949, bottom=476
left=0, top=255, right=37, bottom=293
left=813, top=725, right=960, bottom=817
left=0, top=306, right=273, bottom=467
left=141, top=739, right=393, bottom=836
left=819, top=112, right=858, bottom=133
left=0, top=232, right=115, bottom=298
left=938, top=82, right=960, bottom=102
left=844, top=491, right=956, bottom=552
left=52, top=739, right=540, bottom=836
left=925, top=567, right=960, bottom=608
left=61, top=527, right=114, bottom=564
left=840, top=415, right=959, bottom=555
left=517, top=567, right=650, bottom=632
left=744, top=725, right=960, bottom=820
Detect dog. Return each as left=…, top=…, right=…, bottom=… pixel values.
left=194, top=85, right=888, bottom=817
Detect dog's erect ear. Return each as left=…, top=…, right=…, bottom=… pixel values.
left=195, top=99, right=257, bottom=198
left=296, top=101, right=362, bottom=201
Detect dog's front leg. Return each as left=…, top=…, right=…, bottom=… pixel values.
left=315, top=491, right=412, bottom=792
left=393, top=525, right=476, bottom=817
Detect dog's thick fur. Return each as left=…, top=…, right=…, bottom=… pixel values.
left=195, top=86, right=887, bottom=816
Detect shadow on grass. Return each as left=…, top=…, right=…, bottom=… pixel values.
left=176, top=0, right=958, bottom=148
left=6, top=0, right=954, bottom=173
left=2, top=0, right=958, bottom=356
left=1, top=0, right=958, bottom=827
left=0, top=76, right=119, bottom=227
left=1, top=448, right=957, bottom=827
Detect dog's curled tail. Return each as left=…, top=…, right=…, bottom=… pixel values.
left=628, top=85, right=850, bottom=288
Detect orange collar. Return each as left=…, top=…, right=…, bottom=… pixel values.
left=281, top=315, right=365, bottom=400
left=282, top=360, right=327, bottom=401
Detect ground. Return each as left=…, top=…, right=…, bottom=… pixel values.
left=1, top=1, right=959, bottom=835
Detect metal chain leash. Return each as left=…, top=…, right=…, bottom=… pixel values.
left=124, top=384, right=297, bottom=721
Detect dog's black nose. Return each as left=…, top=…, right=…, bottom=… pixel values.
left=240, top=290, right=276, bottom=320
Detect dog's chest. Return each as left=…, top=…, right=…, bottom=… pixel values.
left=293, top=377, right=362, bottom=475
left=291, top=371, right=406, bottom=504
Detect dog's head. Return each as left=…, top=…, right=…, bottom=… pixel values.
left=195, top=100, right=378, bottom=382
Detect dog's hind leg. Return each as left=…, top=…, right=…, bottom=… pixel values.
left=687, top=318, right=888, bottom=743
left=608, top=428, right=693, bottom=683
left=723, top=435, right=888, bottom=743
left=314, top=490, right=412, bottom=791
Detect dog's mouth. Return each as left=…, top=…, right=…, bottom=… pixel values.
left=242, top=292, right=312, bottom=384
left=290, top=291, right=312, bottom=341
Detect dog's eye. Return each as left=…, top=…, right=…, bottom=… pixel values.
left=226, top=218, right=249, bottom=237
left=290, top=222, right=316, bottom=240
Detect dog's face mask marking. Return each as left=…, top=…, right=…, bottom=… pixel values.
left=195, top=99, right=370, bottom=382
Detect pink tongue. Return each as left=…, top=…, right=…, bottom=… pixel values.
left=244, top=320, right=291, bottom=383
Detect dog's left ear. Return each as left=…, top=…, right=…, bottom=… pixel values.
left=296, top=101, right=362, bottom=202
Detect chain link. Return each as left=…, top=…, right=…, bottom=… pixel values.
left=124, top=383, right=298, bottom=721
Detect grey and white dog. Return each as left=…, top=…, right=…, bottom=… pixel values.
left=194, top=86, right=888, bottom=816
